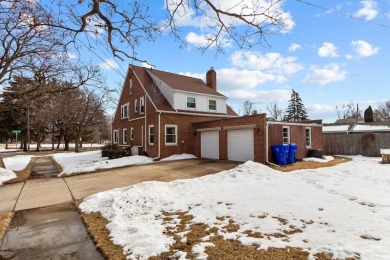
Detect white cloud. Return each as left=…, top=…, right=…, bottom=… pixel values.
left=99, top=58, right=119, bottom=70
left=288, top=43, right=301, bottom=52
left=355, top=0, right=378, bottom=21
left=67, top=53, right=77, bottom=60
left=185, top=32, right=230, bottom=48
left=351, top=40, right=379, bottom=57
left=345, top=54, right=354, bottom=60
left=303, top=63, right=347, bottom=85
left=141, top=62, right=152, bottom=69
left=230, top=51, right=303, bottom=75
left=222, top=89, right=291, bottom=103
left=166, top=0, right=295, bottom=33
left=318, top=42, right=339, bottom=58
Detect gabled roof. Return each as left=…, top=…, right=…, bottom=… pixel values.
left=129, top=65, right=237, bottom=116
left=144, top=67, right=226, bottom=97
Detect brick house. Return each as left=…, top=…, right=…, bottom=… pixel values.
left=112, top=65, right=323, bottom=164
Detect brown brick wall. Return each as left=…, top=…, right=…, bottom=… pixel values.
left=268, top=123, right=323, bottom=162
left=192, top=114, right=267, bottom=163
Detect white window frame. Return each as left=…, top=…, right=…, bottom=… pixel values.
left=148, top=125, right=154, bottom=145
left=121, top=103, right=129, bottom=119
left=140, top=96, right=145, bottom=115
left=134, top=99, right=138, bottom=113
left=305, top=127, right=312, bottom=148
left=113, top=130, right=118, bottom=144
left=282, top=126, right=290, bottom=144
left=122, top=128, right=127, bottom=144
left=165, top=124, right=177, bottom=145
left=129, top=78, right=133, bottom=95
left=130, top=127, right=134, bottom=141
left=186, top=96, right=196, bottom=109
left=208, top=99, right=217, bottom=111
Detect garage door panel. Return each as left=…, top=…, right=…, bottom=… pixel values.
left=201, top=131, right=219, bottom=159
left=228, top=129, right=254, bottom=162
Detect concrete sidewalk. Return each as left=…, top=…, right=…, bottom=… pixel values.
left=0, top=159, right=239, bottom=212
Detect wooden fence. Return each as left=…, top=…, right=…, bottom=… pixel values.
left=323, top=132, right=390, bottom=157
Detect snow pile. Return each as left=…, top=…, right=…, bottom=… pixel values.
left=0, top=167, right=17, bottom=185
left=3, top=155, right=34, bottom=171
left=53, top=151, right=153, bottom=176
left=303, top=155, right=334, bottom=163
left=160, top=154, right=197, bottom=161
left=80, top=157, right=390, bottom=259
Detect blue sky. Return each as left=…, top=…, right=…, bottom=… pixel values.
left=73, top=0, right=390, bottom=123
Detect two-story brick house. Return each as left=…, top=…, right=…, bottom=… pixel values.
left=112, top=65, right=323, bottom=163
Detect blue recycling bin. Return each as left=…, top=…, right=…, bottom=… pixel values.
left=272, top=144, right=289, bottom=165
left=288, top=144, right=298, bottom=164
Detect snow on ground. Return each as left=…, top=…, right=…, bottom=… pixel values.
left=3, top=155, right=34, bottom=171
left=80, top=156, right=390, bottom=260
left=53, top=151, right=154, bottom=176
left=303, top=155, right=334, bottom=163
left=160, top=153, right=197, bottom=161
left=0, top=167, right=17, bottom=185
left=0, top=147, right=17, bottom=153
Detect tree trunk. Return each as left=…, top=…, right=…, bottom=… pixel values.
left=74, top=135, right=80, bottom=153
left=23, top=140, right=27, bottom=152
left=36, top=141, right=40, bottom=152
left=64, top=139, right=70, bottom=151
left=5, top=140, right=8, bottom=149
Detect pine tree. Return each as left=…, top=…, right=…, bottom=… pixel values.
left=284, top=89, right=308, bottom=121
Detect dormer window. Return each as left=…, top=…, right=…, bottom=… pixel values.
left=129, top=78, right=132, bottom=95
left=209, top=99, right=217, bottom=111
left=186, top=97, right=196, bottom=109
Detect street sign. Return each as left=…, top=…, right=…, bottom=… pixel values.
left=11, top=130, right=21, bottom=134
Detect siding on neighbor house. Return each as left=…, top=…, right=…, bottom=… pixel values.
left=174, top=91, right=227, bottom=113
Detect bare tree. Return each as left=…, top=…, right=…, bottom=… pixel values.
left=1, top=0, right=292, bottom=63
left=375, top=100, right=390, bottom=121
left=336, top=100, right=362, bottom=120
left=241, top=100, right=257, bottom=116
left=266, top=102, right=283, bottom=121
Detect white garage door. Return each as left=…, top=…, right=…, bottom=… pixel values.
left=201, top=131, right=219, bottom=159
left=228, top=129, right=254, bottom=162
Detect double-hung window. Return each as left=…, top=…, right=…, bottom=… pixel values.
left=208, top=99, right=217, bottom=111
left=113, top=130, right=118, bottom=144
left=305, top=127, right=312, bottom=148
left=130, top=127, right=134, bottom=141
left=149, top=125, right=154, bottom=145
left=165, top=125, right=177, bottom=145
left=140, top=97, right=145, bottom=114
left=282, top=126, right=290, bottom=144
left=186, top=97, right=196, bottom=109
left=121, top=104, right=129, bottom=119
left=129, top=79, right=132, bottom=95
left=134, top=99, right=138, bottom=113
left=123, top=128, right=127, bottom=144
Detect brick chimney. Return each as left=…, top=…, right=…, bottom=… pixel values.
left=206, top=67, right=216, bottom=91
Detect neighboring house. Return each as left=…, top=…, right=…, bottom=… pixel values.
left=323, top=121, right=390, bottom=156
left=112, top=65, right=323, bottom=163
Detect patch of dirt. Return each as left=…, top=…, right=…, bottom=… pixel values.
left=0, top=212, right=14, bottom=245
left=77, top=205, right=125, bottom=260
left=4, top=157, right=36, bottom=184
left=271, top=157, right=351, bottom=172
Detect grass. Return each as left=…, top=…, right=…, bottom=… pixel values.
left=78, top=157, right=354, bottom=259
left=0, top=212, right=14, bottom=246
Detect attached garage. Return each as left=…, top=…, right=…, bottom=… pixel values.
left=227, top=129, right=254, bottom=162
left=201, top=130, right=219, bottom=159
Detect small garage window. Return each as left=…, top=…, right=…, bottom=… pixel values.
left=306, top=127, right=312, bottom=148
left=283, top=126, right=290, bottom=144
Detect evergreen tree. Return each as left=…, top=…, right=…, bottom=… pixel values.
left=284, top=89, right=308, bottom=121
left=364, top=105, right=374, bottom=122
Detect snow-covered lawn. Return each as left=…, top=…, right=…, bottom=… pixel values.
left=0, top=168, right=16, bottom=185
left=53, top=151, right=154, bottom=176
left=80, top=156, right=390, bottom=260
left=3, top=155, right=34, bottom=171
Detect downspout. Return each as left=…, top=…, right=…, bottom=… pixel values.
left=266, top=121, right=280, bottom=167
left=153, top=112, right=161, bottom=160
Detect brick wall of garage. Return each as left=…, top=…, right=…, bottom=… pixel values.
left=268, top=123, right=323, bottom=162
left=192, top=114, right=267, bottom=163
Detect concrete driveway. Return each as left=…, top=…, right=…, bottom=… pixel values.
left=0, top=159, right=240, bottom=212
